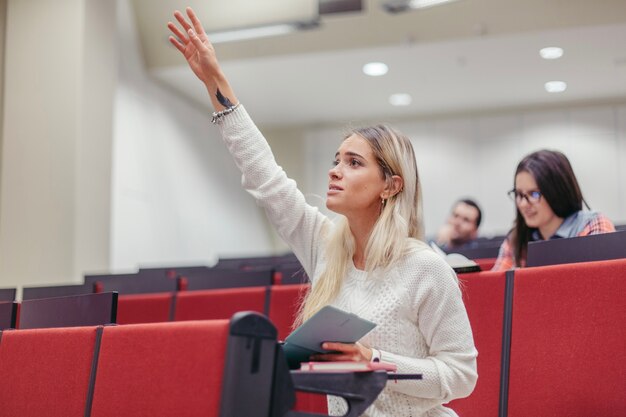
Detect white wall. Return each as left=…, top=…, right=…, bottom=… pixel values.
left=0, top=0, right=115, bottom=291
left=109, top=0, right=275, bottom=272
left=289, top=104, right=626, bottom=240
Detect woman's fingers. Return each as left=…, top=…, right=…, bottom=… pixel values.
left=311, top=352, right=358, bottom=361
left=186, top=7, right=206, bottom=37
left=317, top=342, right=370, bottom=361
left=173, top=9, right=193, bottom=33
left=168, top=36, right=186, bottom=54
left=187, top=29, right=207, bottom=52
left=167, top=21, right=188, bottom=45
left=322, top=342, right=356, bottom=352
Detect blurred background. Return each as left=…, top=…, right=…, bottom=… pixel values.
left=1, top=0, right=625, bottom=291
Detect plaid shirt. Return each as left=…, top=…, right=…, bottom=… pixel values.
left=492, top=211, right=615, bottom=271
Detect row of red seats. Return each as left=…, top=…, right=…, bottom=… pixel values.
left=2, top=257, right=623, bottom=416
left=117, top=284, right=307, bottom=341
left=448, top=258, right=626, bottom=417
left=0, top=284, right=307, bottom=342
left=0, top=312, right=388, bottom=417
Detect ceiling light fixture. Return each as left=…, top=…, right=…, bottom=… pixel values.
left=544, top=81, right=567, bottom=93
left=389, top=93, right=412, bottom=106
left=539, top=47, right=564, bottom=60
left=383, top=0, right=460, bottom=13
left=362, top=62, right=389, bottom=76
left=208, top=21, right=318, bottom=44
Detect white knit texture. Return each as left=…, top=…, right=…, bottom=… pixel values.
left=218, top=106, right=478, bottom=417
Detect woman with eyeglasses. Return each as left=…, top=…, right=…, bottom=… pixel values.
left=492, top=149, right=615, bottom=271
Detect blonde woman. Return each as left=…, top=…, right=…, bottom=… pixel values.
left=168, top=8, right=477, bottom=417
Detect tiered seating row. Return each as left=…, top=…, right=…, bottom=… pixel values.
left=0, top=312, right=387, bottom=417
left=116, top=284, right=308, bottom=339
left=1, top=257, right=624, bottom=417
left=448, top=258, right=626, bottom=417
left=1, top=283, right=309, bottom=342
left=15, top=257, right=308, bottom=301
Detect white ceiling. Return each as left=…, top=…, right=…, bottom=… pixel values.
left=132, top=0, right=626, bottom=127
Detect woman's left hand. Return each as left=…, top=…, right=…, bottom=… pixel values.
left=310, top=342, right=372, bottom=362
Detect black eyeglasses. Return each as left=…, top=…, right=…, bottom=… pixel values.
left=507, top=189, right=542, bottom=204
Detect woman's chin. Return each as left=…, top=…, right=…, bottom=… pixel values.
left=524, top=217, right=540, bottom=228
left=326, top=201, right=342, bottom=214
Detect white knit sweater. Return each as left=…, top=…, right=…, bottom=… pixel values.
left=218, top=106, right=478, bottom=417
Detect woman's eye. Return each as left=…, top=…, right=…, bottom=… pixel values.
left=332, top=160, right=339, bottom=167
left=350, top=159, right=361, bottom=167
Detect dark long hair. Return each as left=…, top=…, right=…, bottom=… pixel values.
left=510, top=150, right=585, bottom=266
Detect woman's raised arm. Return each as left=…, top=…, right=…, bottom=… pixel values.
left=167, top=7, right=238, bottom=112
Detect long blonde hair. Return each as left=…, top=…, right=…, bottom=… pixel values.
left=295, top=125, right=428, bottom=326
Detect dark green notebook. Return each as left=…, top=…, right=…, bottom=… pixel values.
left=281, top=305, right=376, bottom=369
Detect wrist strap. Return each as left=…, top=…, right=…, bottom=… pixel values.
left=370, top=348, right=382, bottom=363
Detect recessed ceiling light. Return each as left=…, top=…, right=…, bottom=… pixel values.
left=362, top=62, right=389, bottom=77
left=389, top=93, right=412, bottom=106
left=383, top=0, right=460, bottom=13
left=539, top=47, right=564, bottom=60
left=544, top=81, right=567, bottom=93
left=408, top=0, right=459, bottom=9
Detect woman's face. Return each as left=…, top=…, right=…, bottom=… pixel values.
left=326, top=134, right=387, bottom=219
left=514, top=170, right=559, bottom=230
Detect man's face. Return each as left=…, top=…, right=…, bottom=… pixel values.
left=448, top=202, right=479, bottom=245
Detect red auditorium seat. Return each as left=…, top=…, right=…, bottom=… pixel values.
left=447, top=270, right=507, bottom=417
left=474, top=257, right=497, bottom=272
left=507, top=259, right=626, bottom=417
left=268, top=283, right=309, bottom=341
left=116, top=292, right=174, bottom=324
left=174, top=286, right=269, bottom=321
left=268, top=284, right=328, bottom=415
left=90, top=320, right=231, bottom=417
left=0, top=326, right=100, bottom=416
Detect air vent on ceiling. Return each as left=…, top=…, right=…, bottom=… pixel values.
left=319, top=0, right=363, bottom=14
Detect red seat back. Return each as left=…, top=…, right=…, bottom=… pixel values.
left=447, top=271, right=507, bottom=417
left=0, top=326, right=99, bottom=416
left=91, top=320, right=229, bottom=417
left=116, top=292, right=173, bottom=324
left=174, top=286, right=268, bottom=321
left=507, top=259, right=626, bottom=417
left=268, top=284, right=327, bottom=414
left=474, top=257, right=497, bottom=272
left=268, top=284, right=309, bottom=341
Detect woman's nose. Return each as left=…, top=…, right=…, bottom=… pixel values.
left=329, top=165, right=341, bottom=179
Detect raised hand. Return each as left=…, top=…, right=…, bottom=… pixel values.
left=167, top=7, right=238, bottom=110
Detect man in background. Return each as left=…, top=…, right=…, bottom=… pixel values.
left=436, top=199, right=482, bottom=251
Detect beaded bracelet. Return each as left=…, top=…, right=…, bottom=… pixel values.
left=211, top=103, right=240, bottom=124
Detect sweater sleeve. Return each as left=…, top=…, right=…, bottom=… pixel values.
left=217, top=106, right=329, bottom=275
left=379, top=254, right=478, bottom=403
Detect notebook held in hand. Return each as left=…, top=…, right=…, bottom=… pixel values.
left=281, top=305, right=376, bottom=369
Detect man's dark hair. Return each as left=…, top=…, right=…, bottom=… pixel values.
left=457, top=198, right=482, bottom=228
